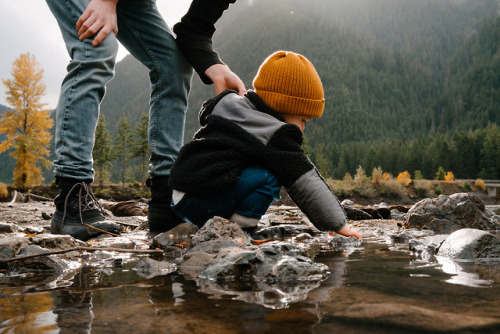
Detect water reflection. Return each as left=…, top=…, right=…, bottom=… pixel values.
left=436, top=256, right=495, bottom=288
left=1, top=241, right=499, bottom=333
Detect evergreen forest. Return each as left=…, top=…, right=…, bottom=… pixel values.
left=1, top=0, right=500, bottom=184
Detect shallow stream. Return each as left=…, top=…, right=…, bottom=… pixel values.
left=1, top=235, right=499, bottom=333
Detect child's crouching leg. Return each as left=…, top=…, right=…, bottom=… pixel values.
left=231, top=167, right=281, bottom=229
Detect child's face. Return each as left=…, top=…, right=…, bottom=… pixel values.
left=282, top=114, right=311, bottom=132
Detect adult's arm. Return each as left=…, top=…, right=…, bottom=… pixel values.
left=173, top=0, right=237, bottom=85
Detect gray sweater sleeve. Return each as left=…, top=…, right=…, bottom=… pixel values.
left=286, top=169, right=347, bottom=231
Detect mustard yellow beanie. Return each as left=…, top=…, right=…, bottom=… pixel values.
left=253, top=51, right=325, bottom=118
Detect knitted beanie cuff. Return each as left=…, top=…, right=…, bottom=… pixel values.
left=255, top=89, right=325, bottom=118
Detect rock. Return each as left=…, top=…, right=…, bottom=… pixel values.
left=30, top=234, right=87, bottom=250
left=294, top=232, right=312, bottom=242
left=8, top=245, right=73, bottom=275
left=341, top=199, right=355, bottom=206
left=342, top=205, right=373, bottom=220
left=134, top=258, right=176, bottom=279
left=200, top=241, right=329, bottom=282
left=190, top=217, right=252, bottom=248
left=404, top=193, right=500, bottom=233
left=166, top=222, right=199, bottom=243
left=318, top=303, right=500, bottom=333
left=390, top=208, right=406, bottom=221
left=258, top=224, right=318, bottom=239
left=152, top=232, right=175, bottom=250
left=24, top=226, right=45, bottom=234
left=0, top=245, right=15, bottom=260
left=189, top=239, right=246, bottom=254
left=94, top=237, right=137, bottom=249
left=0, top=222, right=18, bottom=233
left=437, top=228, right=500, bottom=261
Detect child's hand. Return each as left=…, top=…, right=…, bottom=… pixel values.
left=335, top=225, right=362, bottom=239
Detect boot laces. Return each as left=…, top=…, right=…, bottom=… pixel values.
left=62, top=182, right=104, bottom=225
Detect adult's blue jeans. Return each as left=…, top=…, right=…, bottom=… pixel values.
left=172, top=167, right=281, bottom=228
left=46, top=0, right=193, bottom=180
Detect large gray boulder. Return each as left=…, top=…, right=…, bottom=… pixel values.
left=437, top=228, right=500, bottom=261
left=404, top=193, right=500, bottom=233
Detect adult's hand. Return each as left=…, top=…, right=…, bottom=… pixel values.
left=76, top=0, right=119, bottom=47
left=205, top=64, right=246, bottom=96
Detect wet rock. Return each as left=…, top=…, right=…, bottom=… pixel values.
left=294, top=232, right=312, bottom=242
left=0, top=222, right=18, bottom=233
left=190, top=217, right=252, bottom=248
left=390, top=208, right=406, bottom=221
left=437, top=228, right=500, bottom=261
left=8, top=245, right=72, bottom=275
left=190, top=239, right=246, bottom=254
left=30, top=234, right=87, bottom=250
left=135, top=258, right=176, bottom=279
left=167, top=222, right=199, bottom=243
left=152, top=222, right=199, bottom=250
left=200, top=241, right=329, bottom=283
left=319, top=303, right=500, bottom=333
left=24, top=226, right=45, bottom=234
left=152, top=232, right=175, bottom=249
left=94, top=237, right=137, bottom=249
left=409, top=234, right=448, bottom=261
left=258, top=224, right=318, bottom=239
left=342, top=205, right=373, bottom=220
left=0, top=237, right=30, bottom=259
left=341, top=199, right=355, bottom=206
left=404, top=193, right=500, bottom=233
left=0, top=245, right=15, bottom=260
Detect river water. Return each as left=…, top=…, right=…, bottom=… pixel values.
left=1, top=235, right=499, bottom=333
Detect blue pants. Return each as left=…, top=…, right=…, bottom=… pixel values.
left=46, top=0, right=193, bottom=180
left=172, top=167, right=281, bottom=227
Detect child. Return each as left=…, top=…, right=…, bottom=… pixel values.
left=169, top=51, right=361, bottom=239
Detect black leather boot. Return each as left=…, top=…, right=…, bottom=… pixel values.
left=51, top=177, right=122, bottom=241
left=146, top=176, right=183, bottom=232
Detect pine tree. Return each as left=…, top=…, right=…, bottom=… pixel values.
left=131, top=113, right=150, bottom=183
left=93, top=114, right=114, bottom=188
left=113, top=115, right=133, bottom=188
left=0, top=53, right=53, bottom=189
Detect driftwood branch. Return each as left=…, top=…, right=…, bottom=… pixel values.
left=7, top=190, right=18, bottom=206
left=26, top=193, right=53, bottom=202
left=0, top=247, right=164, bottom=265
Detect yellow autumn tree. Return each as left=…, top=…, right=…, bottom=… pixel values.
left=0, top=53, right=53, bottom=189
left=397, top=171, right=412, bottom=186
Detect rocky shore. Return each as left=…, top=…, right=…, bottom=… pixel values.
left=1, top=191, right=500, bottom=331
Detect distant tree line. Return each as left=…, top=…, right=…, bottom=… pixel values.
left=310, top=122, right=500, bottom=180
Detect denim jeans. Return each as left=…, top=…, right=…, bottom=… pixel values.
left=172, top=167, right=281, bottom=228
left=46, top=0, right=193, bottom=180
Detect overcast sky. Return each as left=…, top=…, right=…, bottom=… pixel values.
left=0, top=0, right=193, bottom=109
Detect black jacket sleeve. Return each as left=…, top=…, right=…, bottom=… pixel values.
left=173, top=0, right=237, bottom=84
